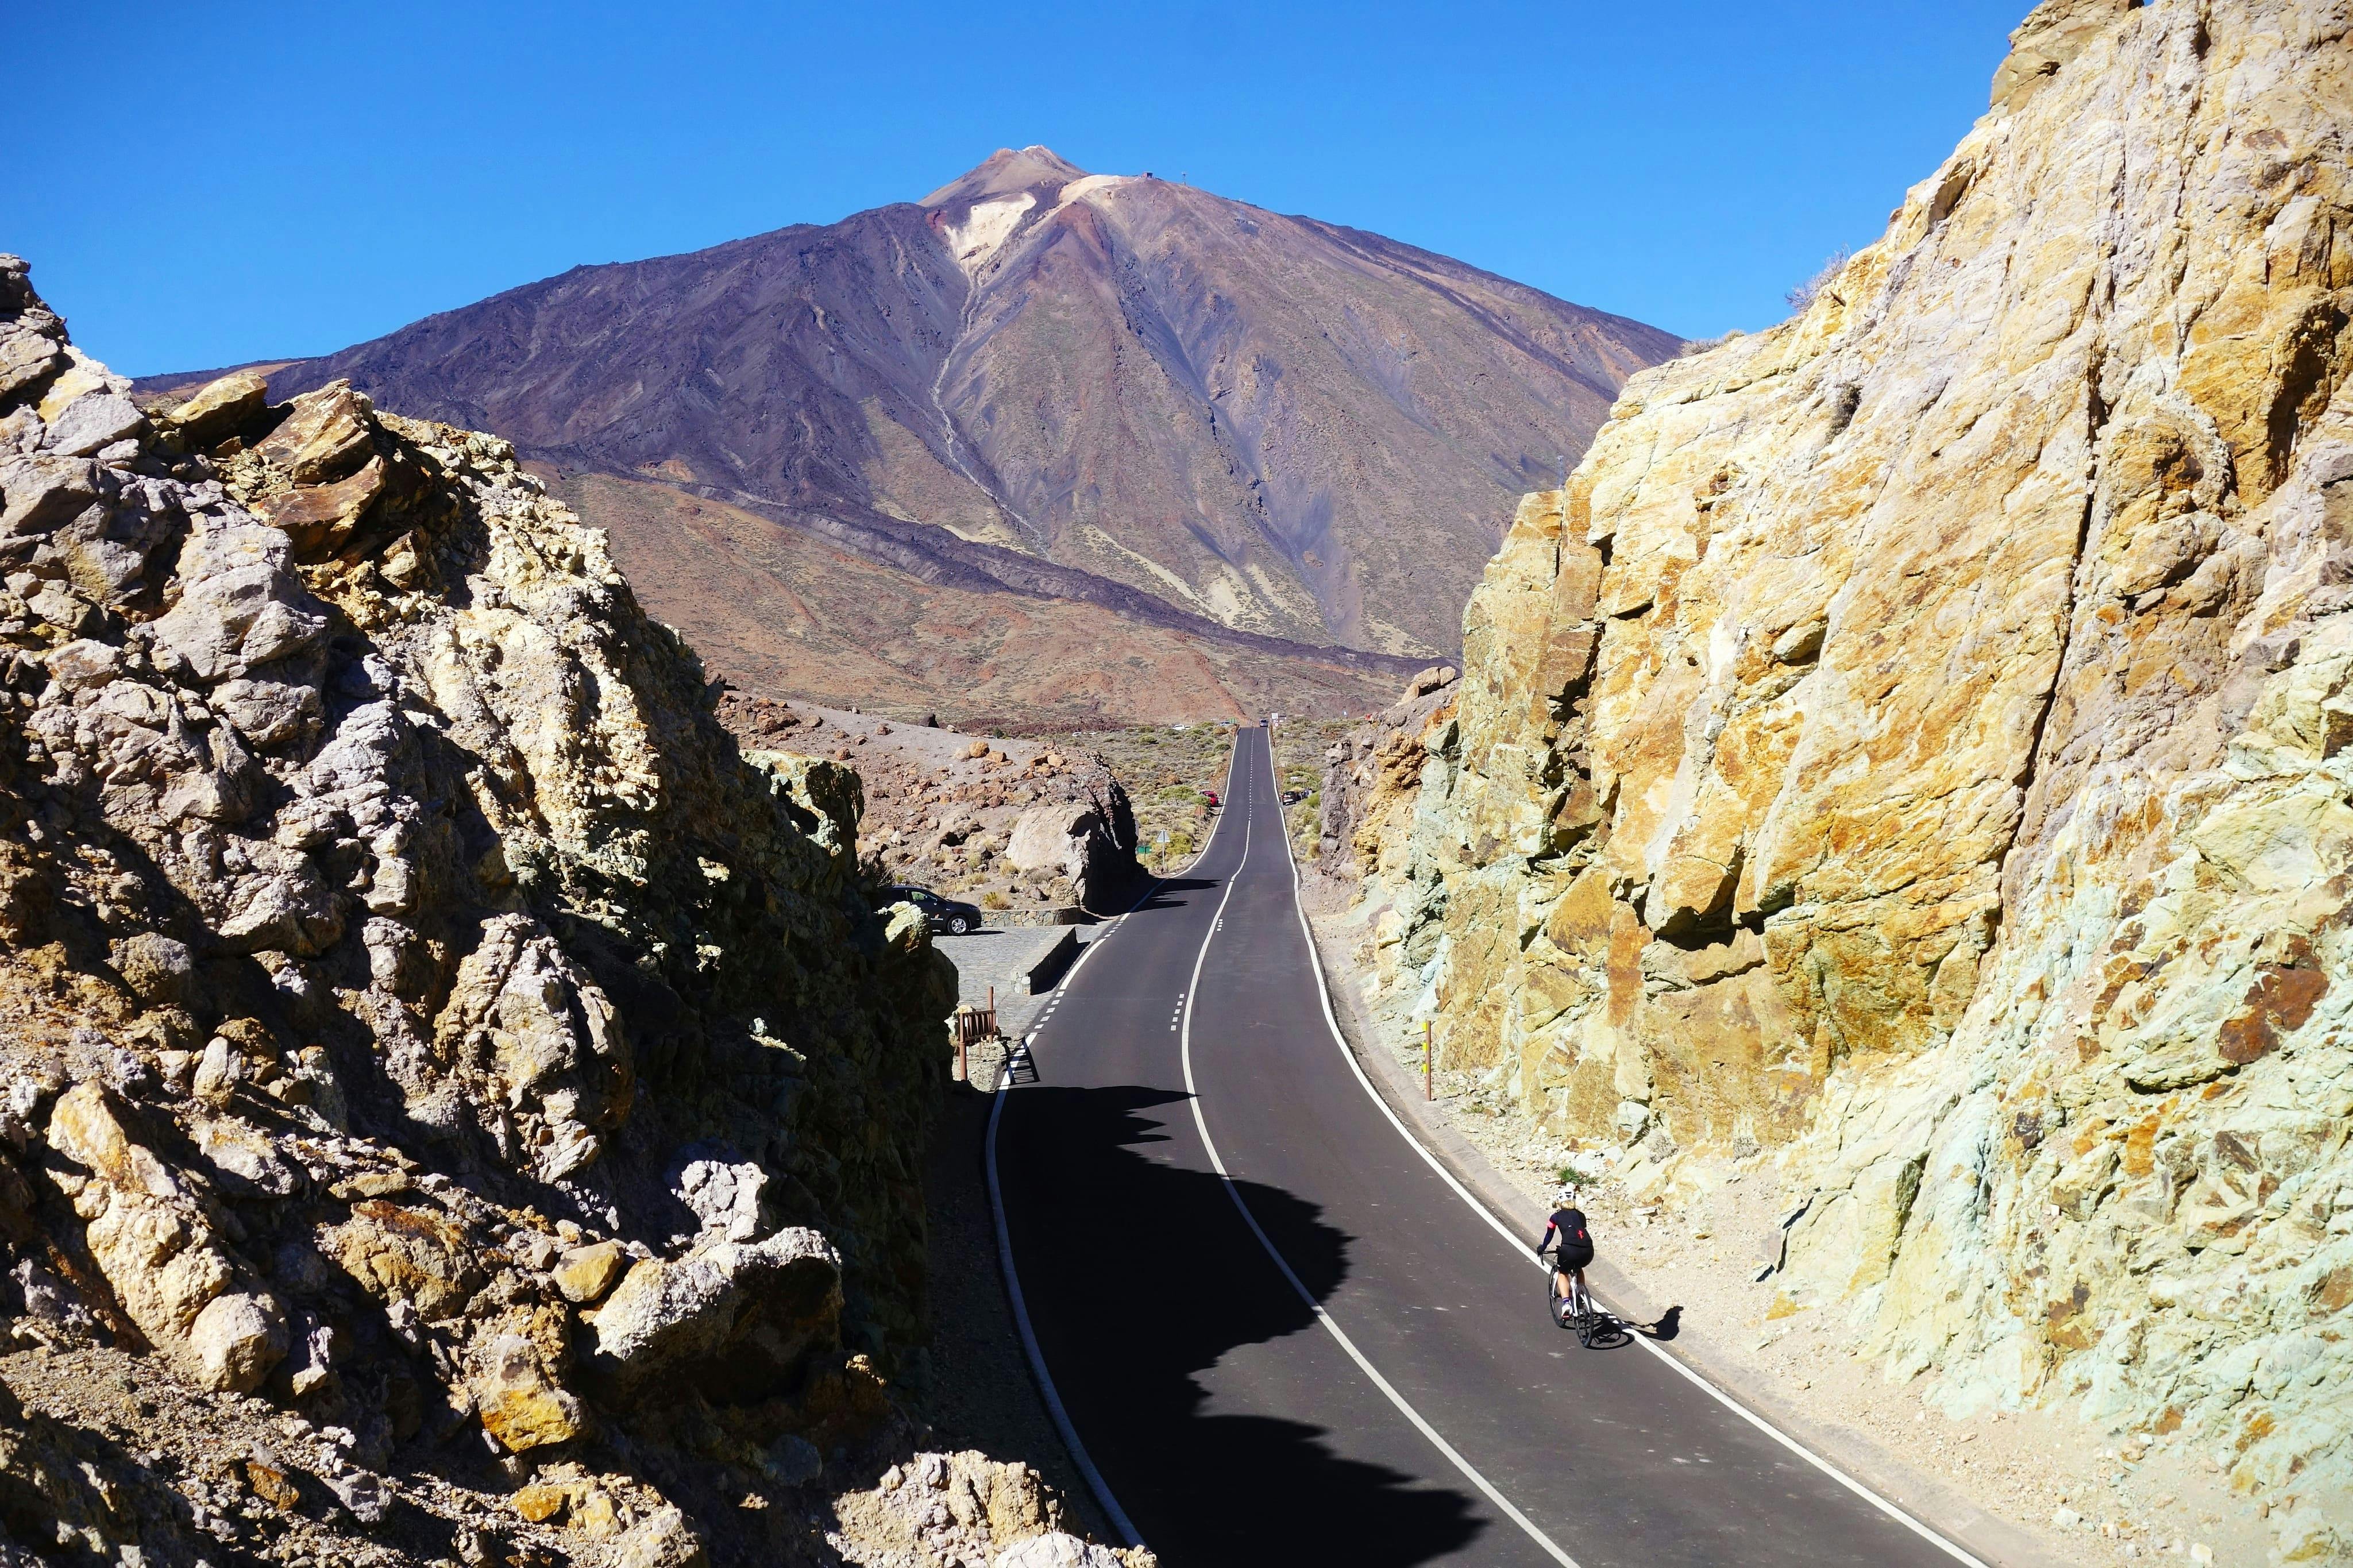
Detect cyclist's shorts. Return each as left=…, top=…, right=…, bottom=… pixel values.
left=1554, top=1240, right=1595, bottom=1271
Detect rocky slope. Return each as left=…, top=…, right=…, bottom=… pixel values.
left=716, top=695, right=1142, bottom=916
left=1343, top=2, right=2353, bottom=1558
left=139, top=148, right=1677, bottom=705
left=0, top=256, right=1143, bottom=1566
left=1317, top=666, right=1459, bottom=885
left=535, top=469, right=1407, bottom=728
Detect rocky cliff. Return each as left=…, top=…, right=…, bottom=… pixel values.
left=1351, top=1, right=2353, bottom=1557
left=1317, top=665, right=1459, bottom=887
left=0, top=256, right=1140, bottom=1566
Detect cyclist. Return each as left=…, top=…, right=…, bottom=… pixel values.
left=1535, top=1189, right=1596, bottom=1325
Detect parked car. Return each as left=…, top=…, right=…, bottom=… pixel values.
left=1203, top=790, right=1220, bottom=809
left=877, top=884, right=982, bottom=934
left=1281, top=789, right=1306, bottom=805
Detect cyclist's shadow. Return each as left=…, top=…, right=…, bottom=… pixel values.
left=1584, top=1302, right=1681, bottom=1349
left=1581, top=1315, right=1637, bottom=1350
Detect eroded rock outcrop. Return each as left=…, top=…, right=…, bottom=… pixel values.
left=1317, top=665, right=1458, bottom=886
left=1353, top=2, right=2353, bottom=1556
left=0, top=255, right=1143, bottom=1565
left=1000, top=761, right=1139, bottom=912
left=719, top=695, right=1146, bottom=917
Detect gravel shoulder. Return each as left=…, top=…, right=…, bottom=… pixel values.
left=918, top=928, right=1124, bottom=1549
left=1297, top=872, right=2271, bottom=1568
left=918, top=1071, right=1124, bottom=1547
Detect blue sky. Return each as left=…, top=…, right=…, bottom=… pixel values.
left=9, top=2, right=2028, bottom=376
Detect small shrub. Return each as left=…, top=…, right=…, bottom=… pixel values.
left=982, top=890, right=1010, bottom=910
left=1785, top=248, right=1853, bottom=313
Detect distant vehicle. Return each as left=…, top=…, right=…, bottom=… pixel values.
left=1203, top=791, right=1221, bottom=809
left=1281, top=789, right=1306, bottom=805
left=877, top=884, right=982, bottom=935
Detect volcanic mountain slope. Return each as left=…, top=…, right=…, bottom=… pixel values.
left=538, top=467, right=1432, bottom=727
left=144, top=149, right=1677, bottom=691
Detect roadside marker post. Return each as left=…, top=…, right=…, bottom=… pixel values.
left=1424, top=1020, right=1433, bottom=1101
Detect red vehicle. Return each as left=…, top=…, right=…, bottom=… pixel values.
left=1204, top=790, right=1221, bottom=809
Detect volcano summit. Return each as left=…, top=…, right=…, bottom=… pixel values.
left=147, top=149, right=1679, bottom=719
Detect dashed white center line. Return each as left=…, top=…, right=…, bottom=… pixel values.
left=1176, top=750, right=1584, bottom=1568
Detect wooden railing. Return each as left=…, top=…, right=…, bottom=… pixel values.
left=951, top=987, right=1000, bottom=1082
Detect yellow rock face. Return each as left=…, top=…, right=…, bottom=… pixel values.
left=1369, top=0, right=2353, bottom=1548
left=511, top=1481, right=572, bottom=1523
left=476, top=1376, right=589, bottom=1453
left=44, top=1083, right=286, bottom=1392
left=326, top=1199, right=483, bottom=1322
left=553, top=1239, right=629, bottom=1304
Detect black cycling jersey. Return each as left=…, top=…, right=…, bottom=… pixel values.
left=1538, top=1207, right=1593, bottom=1265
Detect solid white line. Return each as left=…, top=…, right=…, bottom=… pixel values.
left=1270, top=738, right=1993, bottom=1568
left=982, top=729, right=1245, bottom=1552
left=1179, top=736, right=1584, bottom=1568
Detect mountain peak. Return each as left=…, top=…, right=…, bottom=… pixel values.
left=920, top=145, right=1088, bottom=209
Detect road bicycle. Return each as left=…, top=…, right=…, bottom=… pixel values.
left=1542, top=1249, right=1602, bottom=1347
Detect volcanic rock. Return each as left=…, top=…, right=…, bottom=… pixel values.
left=0, top=254, right=1145, bottom=1566
left=1347, top=2, right=2353, bottom=1555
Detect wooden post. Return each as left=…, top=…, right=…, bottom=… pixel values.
left=1424, top=1020, right=1433, bottom=1101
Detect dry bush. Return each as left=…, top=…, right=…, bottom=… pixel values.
left=1785, top=247, right=1854, bottom=312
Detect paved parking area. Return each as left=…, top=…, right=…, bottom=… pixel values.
left=934, top=926, right=1090, bottom=1041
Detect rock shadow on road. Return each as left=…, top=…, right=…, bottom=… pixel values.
left=998, top=1083, right=1491, bottom=1565
left=1127, top=876, right=1217, bottom=914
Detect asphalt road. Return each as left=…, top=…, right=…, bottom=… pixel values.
left=992, top=727, right=1973, bottom=1568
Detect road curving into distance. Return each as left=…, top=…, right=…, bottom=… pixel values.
left=990, top=725, right=1982, bottom=1567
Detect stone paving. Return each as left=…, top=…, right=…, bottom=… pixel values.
left=934, top=926, right=1090, bottom=1042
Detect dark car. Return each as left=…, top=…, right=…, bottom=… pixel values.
left=878, top=885, right=982, bottom=934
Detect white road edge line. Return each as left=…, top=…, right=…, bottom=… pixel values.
left=1182, top=738, right=1584, bottom=1568
left=982, top=729, right=1243, bottom=1552
left=1266, top=731, right=1994, bottom=1568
